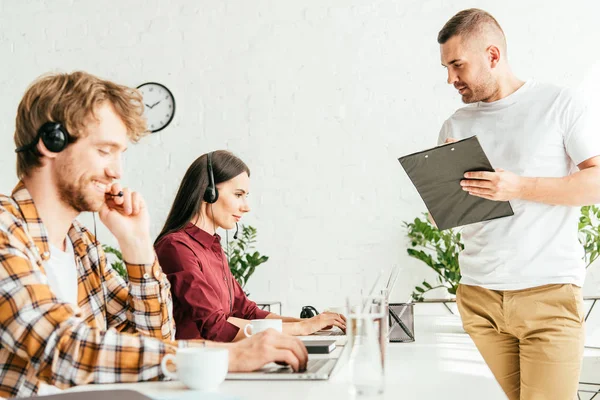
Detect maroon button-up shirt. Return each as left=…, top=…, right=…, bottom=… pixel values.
left=155, top=223, right=269, bottom=342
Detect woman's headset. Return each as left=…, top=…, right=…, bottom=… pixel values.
left=203, top=152, right=219, bottom=203
left=300, top=305, right=320, bottom=318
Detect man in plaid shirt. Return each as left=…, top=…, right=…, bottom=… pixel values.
left=0, top=72, right=307, bottom=398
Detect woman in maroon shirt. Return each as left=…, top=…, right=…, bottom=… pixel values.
left=155, top=150, right=346, bottom=342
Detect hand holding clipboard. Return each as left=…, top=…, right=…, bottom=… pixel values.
left=398, top=136, right=514, bottom=231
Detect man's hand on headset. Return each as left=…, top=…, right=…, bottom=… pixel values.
left=99, top=182, right=154, bottom=265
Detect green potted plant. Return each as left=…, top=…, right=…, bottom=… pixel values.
left=224, top=224, right=269, bottom=293
left=406, top=205, right=600, bottom=301
left=404, top=214, right=463, bottom=302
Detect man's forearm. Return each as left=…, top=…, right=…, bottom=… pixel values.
left=520, top=166, right=600, bottom=206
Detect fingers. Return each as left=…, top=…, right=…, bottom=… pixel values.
left=317, top=313, right=346, bottom=331
left=106, top=182, right=124, bottom=205
left=229, top=330, right=309, bottom=373
left=103, top=185, right=145, bottom=216
left=326, top=314, right=346, bottom=330
left=445, top=138, right=458, bottom=144
left=325, top=312, right=346, bottom=327
left=464, top=187, right=493, bottom=195
left=323, top=311, right=347, bottom=323
left=272, top=349, right=300, bottom=372
left=466, top=189, right=495, bottom=198
left=131, top=191, right=143, bottom=215
left=464, top=171, right=495, bottom=180
left=121, top=188, right=132, bottom=214
left=331, top=316, right=346, bottom=331
left=461, top=180, right=492, bottom=189
left=131, top=191, right=140, bottom=215
left=469, top=192, right=495, bottom=200
left=264, top=330, right=308, bottom=371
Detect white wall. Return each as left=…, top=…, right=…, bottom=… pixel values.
left=1, top=0, right=599, bottom=324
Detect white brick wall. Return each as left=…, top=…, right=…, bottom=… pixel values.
left=1, top=1, right=599, bottom=338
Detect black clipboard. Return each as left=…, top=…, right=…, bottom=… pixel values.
left=398, top=136, right=514, bottom=230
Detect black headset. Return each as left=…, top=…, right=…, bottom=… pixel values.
left=202, top=151, right=240, bottom=239
left=300, top=306, right=320, bottom=319
left=15, top=122, right=71, bottom=153
left=204, top=151, right=233, bottom=313
left=16, top=122, right=123, bottom=286
left=203, top=152, right=219, bottom=204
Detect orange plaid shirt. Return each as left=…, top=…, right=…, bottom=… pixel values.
left=0, top=182, right=178, bottom=398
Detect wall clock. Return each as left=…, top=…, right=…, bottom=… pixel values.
left=137, top=82, right=175, bottom=133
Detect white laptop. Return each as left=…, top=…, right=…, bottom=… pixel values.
left=226, top=347, right=347, bottom=381
left=309, top=327, right=346, bottom=337
left=303, top=266, right=400, bottom=342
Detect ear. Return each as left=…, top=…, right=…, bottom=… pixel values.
left=36, top=140, right=59, bottom=160
left=488, top=45, right=501, bottom=68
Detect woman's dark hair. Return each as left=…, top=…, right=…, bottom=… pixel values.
left=155, top=150, right=250, bottom=244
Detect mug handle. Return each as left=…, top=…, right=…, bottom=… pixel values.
left=244, top=324, right=253, bottom=337
left=161, top=354, right=178, bottom=380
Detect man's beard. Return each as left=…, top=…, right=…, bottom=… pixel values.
left=56, top=166, right=103, bottom=213
left=461, top=76, right=498, bottom=104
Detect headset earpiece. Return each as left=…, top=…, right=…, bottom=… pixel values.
left=15, top=122, right=70, bottom=153
left=203, top=152, right=219, bottom=204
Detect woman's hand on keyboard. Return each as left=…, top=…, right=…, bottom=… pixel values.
left=297, top=312, right=347, bottom=336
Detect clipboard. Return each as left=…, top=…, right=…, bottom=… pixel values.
left=398, top=136, right=514, bottom=230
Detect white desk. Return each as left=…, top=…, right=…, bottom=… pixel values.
left=66, top=315, right=505, bottom=400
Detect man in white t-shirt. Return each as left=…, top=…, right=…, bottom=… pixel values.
left=436, top=9, right=600, bottom=400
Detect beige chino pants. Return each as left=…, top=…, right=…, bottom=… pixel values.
left=457, top=283, right=585, bottom=400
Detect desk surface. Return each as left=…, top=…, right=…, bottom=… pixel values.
left=67, top=315, right=506, bottom=400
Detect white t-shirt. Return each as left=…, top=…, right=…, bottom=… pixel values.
left=44, top=238, right=79, bottom=304
left=438, top=80, right=600, bottom=290
left=38, top=238, right=78, bottom=395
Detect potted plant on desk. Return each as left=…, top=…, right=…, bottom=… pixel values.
left=404, top=214, right=462, bottom=303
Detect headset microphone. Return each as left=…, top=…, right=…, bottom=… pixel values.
left=233, top=222, right=239, bottom=240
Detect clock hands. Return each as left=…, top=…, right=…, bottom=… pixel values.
left=144, top=101, right=162, bottom=110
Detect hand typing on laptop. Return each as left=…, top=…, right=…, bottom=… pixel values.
left=205, top=329, right=308, bottom=372
left=292, top=312, right=347, bottom=336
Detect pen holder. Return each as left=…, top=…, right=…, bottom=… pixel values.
left=388, top=303, right=415, bottom=343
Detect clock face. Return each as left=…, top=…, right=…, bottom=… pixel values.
left=137, top=82, right=175, bottom=133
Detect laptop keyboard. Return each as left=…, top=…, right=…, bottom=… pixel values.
left=266, top=359, right=330, bottom=374
left=307, top=359, right=329, bottom=373
left=317, top=330, right=345, bottom=336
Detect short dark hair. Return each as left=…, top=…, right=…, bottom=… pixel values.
left=437, top=8, right=504, bottom=45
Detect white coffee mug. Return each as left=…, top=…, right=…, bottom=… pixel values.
left=161, top=347, right=228, bottom=391
left=243, top=319, right=283, bottom=337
